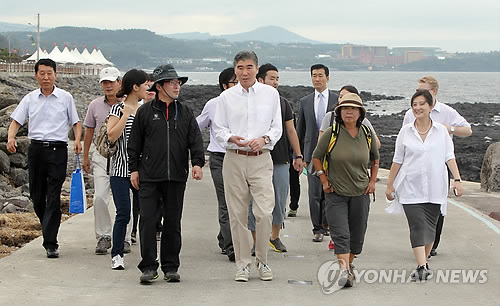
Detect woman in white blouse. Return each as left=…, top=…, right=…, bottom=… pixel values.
left=385, top=89, right=463, bottom=281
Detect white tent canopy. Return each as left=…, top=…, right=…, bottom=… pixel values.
left=71, top=47, right=88, bottom=64
left=90, top=49, right=113, bottom=66
left=22, top=46, right=114, bottom=71
left=48, top=46, right=66, bottom=64
left=60, top=46, right=80, bottom=64
left=96, top=50, right=113, bottom=66
left=24, top=48, right=50, bottom=62
left=81, top=48, right=97, bottom=64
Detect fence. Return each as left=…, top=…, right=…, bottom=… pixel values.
left=0, top=62, right=104, bottom=76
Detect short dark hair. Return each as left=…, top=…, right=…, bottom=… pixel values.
left=257, top=63, right=278, bottom=81
left=116, top=69, right=148, bottom=98
left=218, top=67, right=235, bottom=92
left=146, top=73, right=154, bottom=82
left=233, top=50, right=258, bottom=67
left=310, top=64, right=329, bottom=77
left=411, top=89, right=433, bottom=108
left=35, top=58, right=57, bottom=73
left=339, top=85, right=359, bottom=95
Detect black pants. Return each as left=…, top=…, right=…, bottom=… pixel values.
left=28, top=143, right=68, bottom=250
left=132, top=188, right=164, bottom=236
left=137, top=181, right=186, bottom=273
left=209, top=152, right=233, bottom=253
left=432, top=214, right=444, bottom=250
left=288, top=160, right=301, bottom=211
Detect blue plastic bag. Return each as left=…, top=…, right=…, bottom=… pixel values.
left=69, top=154, right=87, bottom=214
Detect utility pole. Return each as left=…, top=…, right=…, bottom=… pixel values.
left=36, top=13, right=40, bottom=62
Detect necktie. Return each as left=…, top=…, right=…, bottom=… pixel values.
left=316, top=93, right=326, bottom=129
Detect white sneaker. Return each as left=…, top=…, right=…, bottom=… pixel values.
left=256, top=260, right=273, bottom=281
left=111, top=255, right=124, bottom=270
left=235, top=265, right=250, bottom=282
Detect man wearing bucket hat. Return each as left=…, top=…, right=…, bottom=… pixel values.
left=311, top=93, right=379, bottom=288
left=127, top=64, right=205, bottom=284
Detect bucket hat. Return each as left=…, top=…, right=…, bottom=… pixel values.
left=148, top=64, right=188, bottom=91
left=334, top=93, right=366, bottom=116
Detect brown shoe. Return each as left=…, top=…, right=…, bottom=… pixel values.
left=312, top=233, right=324, bottom=242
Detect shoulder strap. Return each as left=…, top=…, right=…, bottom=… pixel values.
left=326, top=122, right=340, bottom=154
left=322, top=122, right=340, bottom=171
left=360, top=124, right=372, bottom=150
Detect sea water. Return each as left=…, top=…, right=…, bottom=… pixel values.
left=182, top=71, right=500, bottom=115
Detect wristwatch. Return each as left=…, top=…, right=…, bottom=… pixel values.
left=450, top=126, right=455, bottom=135
left=262, top=135, right=271, bottom=144
left=315, top=170, right=325, bottom=177
left=295, top=155, right=303, bottom=160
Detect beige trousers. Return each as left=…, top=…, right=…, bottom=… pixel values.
left=223, top=150, right=274, bottom=270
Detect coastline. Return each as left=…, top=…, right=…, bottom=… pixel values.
left=1, top=76, right=498, bottom=182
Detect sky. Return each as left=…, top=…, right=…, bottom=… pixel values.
left=1, top=0, right=499, bottom=52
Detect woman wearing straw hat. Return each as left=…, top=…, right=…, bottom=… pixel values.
left=312, top=93, right=379, bottom=288
left=385, top=89, right=463, bottom=281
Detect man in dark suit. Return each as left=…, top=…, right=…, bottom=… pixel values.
left=296, top=64, right=337, bottom=242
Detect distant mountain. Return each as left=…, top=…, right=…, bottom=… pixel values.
left=164, top=26, right=323, bottom=44
left=0, top=21, right=50, bottom=32
left=222, top=26, right=322, bottom=44
left=165, top=32, right=214, bottom=40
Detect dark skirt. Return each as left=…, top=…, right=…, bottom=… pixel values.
left=402, top=203, right=441, bottom=248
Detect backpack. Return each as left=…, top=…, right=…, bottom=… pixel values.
left=322, top=122, right=372, bottom=173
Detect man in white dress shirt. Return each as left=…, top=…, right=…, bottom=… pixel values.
left=196, top=67, right=238, bottom=261
left=213, top=51, right=282, bottom=282
left=7, top=59, right=82, bottom=258
left=402, top=75, right=472, bottom=257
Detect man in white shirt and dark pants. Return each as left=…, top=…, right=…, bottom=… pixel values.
left=7, top=59, right=82, bottom=258
left=196, top=67, right=238, bottom=261
left=402, top=75, right=472, bottom=257
left=213, top=51, right=282, bottom=282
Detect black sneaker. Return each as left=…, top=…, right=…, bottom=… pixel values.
left=251, top=245, right=256, bottom=257
left=269, top=238, right=287, bottom=252
left=349, top=263, right=356, bottom=281
left=131, top=232, right=137, bottom=244
left=164, top=271, right=181, bottom=282
left=140, top=270, right=159, bottom=284
left=46, top=248, right=59, bottom=258
left=227, top=249, right=235, bottom=262
left=287, top=210, right=297, bottom=217
left=411, top=265, right=432, bottom=281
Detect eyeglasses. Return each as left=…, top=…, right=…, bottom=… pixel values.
left=166, top=80, right=182, bottom=86
left=228, top=80, right=238, bottom=84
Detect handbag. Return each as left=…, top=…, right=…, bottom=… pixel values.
left=69, top=153, right=87, bottom=214
left=95, top=116, right=118, bottom=159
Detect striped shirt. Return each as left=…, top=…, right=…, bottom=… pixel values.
left=109, top=102, right=135, bottom=177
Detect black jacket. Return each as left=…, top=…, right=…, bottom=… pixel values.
left=128, top=98, right=205, bottom=183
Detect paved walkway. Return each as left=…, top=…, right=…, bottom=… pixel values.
left=0, top=169, right=499, bottom=306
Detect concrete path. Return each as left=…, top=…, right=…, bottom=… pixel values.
left=0, top=169, right=499, bottom=306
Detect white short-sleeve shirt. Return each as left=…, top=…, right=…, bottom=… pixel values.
left=10, top=86, right=80, bottom=142
left=402, top=100, right=471, bottom=139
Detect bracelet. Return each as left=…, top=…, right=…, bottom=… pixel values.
left=454, top=178, right=461, bottom=182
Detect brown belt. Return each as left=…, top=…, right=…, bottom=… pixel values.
left=229, top=149, right=264, bottom=156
